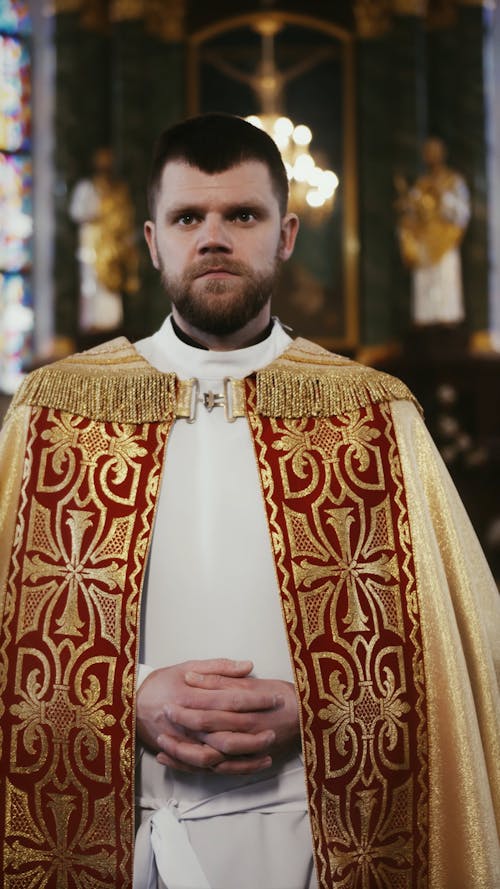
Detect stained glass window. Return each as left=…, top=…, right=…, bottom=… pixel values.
left=0, top=153, right=32, bottom=269
left=0, top=0, right=32, bottom=393
left=0, top=272, right=32, bottom=392
left=0, top=34, right=31, bottom=151
left=0, top=0, right=31, bottom=35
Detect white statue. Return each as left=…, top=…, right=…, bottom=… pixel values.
left=70, top=147, right=139, bottom=333
left=396, top=137, right=470, bottom=326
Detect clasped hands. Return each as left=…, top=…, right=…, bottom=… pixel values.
left=136, top=659, right=300, bottom=775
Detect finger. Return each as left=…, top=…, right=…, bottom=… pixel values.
left=156, top=752, right=197, bottom=773
left=156, top=733, right=225, bottom=770
left=196, top=729, right=275, bottom=756
left=185, top=659, right=253, bottom=678
left=171, top=688, right=278, bottom=715
left=211, top=755, right=273, bottom=776
left=166, top=703, right=268, bottom=734
left=156, top=750, right=272, bottom=776
left=184, top=671, right=253, bottom=690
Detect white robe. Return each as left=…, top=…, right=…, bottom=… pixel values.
left=133, top=317, right=317, bottom=889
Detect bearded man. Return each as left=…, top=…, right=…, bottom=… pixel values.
left=0, top=114, right=498, bottom=889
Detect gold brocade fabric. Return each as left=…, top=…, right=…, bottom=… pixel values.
left=0, top=404, right=172, bottom=887
left=248, top=385, right=429, bottom=888
left=0, top=405, right=31, bottom=630
left=391, top=401, right=500, bottom=888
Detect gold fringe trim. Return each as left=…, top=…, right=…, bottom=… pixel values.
left=255, top=337, right=421, bottom=418
left=9, top=338, right=177, bottom=424
left=8, top=335, right=419, bottom=423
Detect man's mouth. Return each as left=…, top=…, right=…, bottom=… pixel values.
left=191, top=260, right=246, bottom=280
left=195, top=267, right=239, bottom=278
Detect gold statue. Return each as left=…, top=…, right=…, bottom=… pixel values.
left=395, top=137, right=470, bottom=326
left=70, top=147, right=139, bottom=333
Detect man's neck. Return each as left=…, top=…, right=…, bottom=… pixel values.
left=171, top=307, right=274, bottom=351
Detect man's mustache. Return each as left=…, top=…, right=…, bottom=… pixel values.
left=187, top=259, right=250, bottom=280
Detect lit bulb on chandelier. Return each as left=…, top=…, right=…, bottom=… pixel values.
left=246, top=114, right=339, bottom=216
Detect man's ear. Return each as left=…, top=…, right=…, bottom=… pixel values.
left=278, top=213, right=299, bottom=261
left=144, top=221, right=159, bottom=269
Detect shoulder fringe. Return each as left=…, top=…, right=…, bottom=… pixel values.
left=256, top=366, right=418, bottom=417
left=255, top=337, right=420, bottom=418
left=8, top=335, right=419, bottom=423
left=8, top=338, right=178, bottom=424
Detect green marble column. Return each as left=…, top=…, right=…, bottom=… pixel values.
left=389, top=12, right=427, bottom=337
left=356, top=12, right=426, bottom=350
left=356, top=30, right=396, bottom=349
left=53, top=12, right=110, bottom=341
left=111, top=20, right=185, bottom=339
left=139, top=34, right=185, bottom=336
left=426, top=18, right=459, bottom=148
left=390, top=14, right=427, bottom=178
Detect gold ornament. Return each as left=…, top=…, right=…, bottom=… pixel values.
left=146, top=0, right=186, bottom=41
left=109, top=0, right=145, bottom=22
left=391, top=0, right=427, bottom=13
left=353, top=0, right=392, bottom=37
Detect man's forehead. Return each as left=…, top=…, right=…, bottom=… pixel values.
left=159, top=159, right=275, bottom=198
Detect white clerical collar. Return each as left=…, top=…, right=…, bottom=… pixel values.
left=135, top=314, right=292, bottom=382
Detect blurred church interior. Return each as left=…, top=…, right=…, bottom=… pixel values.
left=0, top=0, right=499, bottom=577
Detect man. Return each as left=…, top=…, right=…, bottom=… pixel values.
left=0, top=114, right=498, bottom=889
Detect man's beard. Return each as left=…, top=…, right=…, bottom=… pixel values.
left=158, top=254, right=281, bottom=336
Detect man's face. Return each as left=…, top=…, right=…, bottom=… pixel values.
left=144, top=160, right=298, bottom=337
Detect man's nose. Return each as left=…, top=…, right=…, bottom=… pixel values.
left=197, top=215, right=232, bottom=254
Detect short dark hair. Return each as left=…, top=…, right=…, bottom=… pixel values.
left=147, top=113, right=289, bottom=217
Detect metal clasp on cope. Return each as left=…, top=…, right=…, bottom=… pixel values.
left=179, top=377, right=244, bottom=423
left=200, top=379, right=237, bottom=422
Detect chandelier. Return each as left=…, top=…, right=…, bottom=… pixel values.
left=245, top=18, right=339, bottom=217
left=246, top=113, right=339, bottom=214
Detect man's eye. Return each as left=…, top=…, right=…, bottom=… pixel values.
left=233, top=210, right=255, bottom=223
left=177, top=214, right=197, bottom=226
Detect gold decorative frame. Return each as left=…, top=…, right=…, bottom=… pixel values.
left=187, top=13, right=359, bottom=352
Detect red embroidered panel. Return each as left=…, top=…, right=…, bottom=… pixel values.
left=248, top=389, right=428, bottom=889
left=0, top=408, right=170, bottom=888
